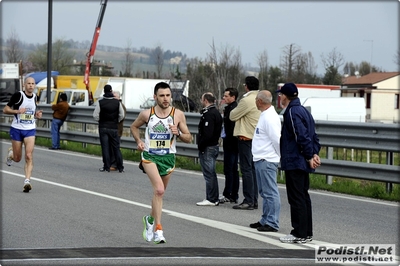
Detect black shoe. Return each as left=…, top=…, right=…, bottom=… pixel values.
left=249, top=221, right=262, bottom=228
left=229, top=198, right=238, bottom=204
left=232, top=202, right=254, bottom=210
left=254, top=203, right=258, bottom=209
left=118, top=169, right=124, bottom=173
left=48, top=147, right=58, bottom=150
left=99, top=167, right=110, bottom=172
left=257, top=224, right=278, bottom=232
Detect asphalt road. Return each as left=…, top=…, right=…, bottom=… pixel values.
left=1, top=140, right=398, bottom=266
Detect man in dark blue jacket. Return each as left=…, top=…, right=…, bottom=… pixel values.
left=196, top=92, right=223, bottom=206
left=277, top=83, right=321, bottom=244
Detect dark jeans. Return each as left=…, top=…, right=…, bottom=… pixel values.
left=199, top=145, right=219, bottom=203
left=222, top=149, right=239, bottom=201
left=238, top=139, right=258, bottom=205
left=99, top=127, right=123, bottom=171
left=285, top=169, right=313, bottom=238
left=51, top=118, right=64, bottom=149
left=110, top=135, right=121, bottom=168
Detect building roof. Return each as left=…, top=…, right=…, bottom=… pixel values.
left=342, top=72, right=400, bottom=85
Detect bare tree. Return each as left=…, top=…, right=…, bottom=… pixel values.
left=257, top=49, right=268, bottom=90
left=321, top=47, right=345, bottom=85
left=321, top=47, right=344, bottom=72
left=122, top=39, right=134, bottom=77
left=207, top=40, right=243, bottom=102
left=185, top=57, right=215, bottom=109
left=280, top=43, right=301, bottom=81
left=5, top=27, right=24, bottom=63
left=293, top=52, right=320, bottom=84
left=153, top=43, right=164, bottom=78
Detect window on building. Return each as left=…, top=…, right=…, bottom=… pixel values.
left=395, top=94, right=399, bottom=109
left=366, top=93, right=371, bottom=109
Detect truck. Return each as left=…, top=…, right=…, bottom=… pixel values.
left=276, top=83, right=341, bottom=108
left=0, top=63, right=22, bottom=102
left=93, top=77, right=171, bottom=109
left=38, top=88, right=89, bottom=106
left=302, top=97, right=366, bottom=122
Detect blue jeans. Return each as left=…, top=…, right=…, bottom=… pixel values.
left=223, top=149, right=239, bottom=201
left=199, top=146, right=219, bottom=203
left=51, top=118, right=64, bottom=148
left=99, top=127, right=123, bottom=171
left=238, top=140, right=258, bottom=205
left=254, top=160, right=280, bottom=230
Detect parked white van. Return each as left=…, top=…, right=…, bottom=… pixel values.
left=280, top=97, right=366, bottom=123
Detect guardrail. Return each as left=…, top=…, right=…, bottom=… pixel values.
left=1, top=104, right=399, bottom=192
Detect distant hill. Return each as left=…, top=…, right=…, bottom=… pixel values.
left=0, top=39, right=188, bottom=77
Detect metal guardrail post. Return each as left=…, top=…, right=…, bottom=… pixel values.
left=326, top=147, right=333, bottom=185
left=386, top=151, right=394, bottom=193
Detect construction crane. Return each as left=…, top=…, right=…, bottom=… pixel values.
left=83, top=0, right=108, bottom=105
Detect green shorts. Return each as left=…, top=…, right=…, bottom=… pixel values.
left=141, top=151, right=176, bottom=176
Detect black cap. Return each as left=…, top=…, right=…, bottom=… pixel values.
left=276, top=83, right=298, bottom=97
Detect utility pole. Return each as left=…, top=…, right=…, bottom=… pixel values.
left=363, top=40, right=373, bottom=73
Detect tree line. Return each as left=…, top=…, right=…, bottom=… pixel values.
left=2, top=28, right=399, bottom=111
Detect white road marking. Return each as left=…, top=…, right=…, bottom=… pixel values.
left=2, top=170, right=307, bottom=250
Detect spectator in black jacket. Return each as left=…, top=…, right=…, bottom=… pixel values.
left=93, top=84, right=125, bottom=173
left=220, top=88, right=239, bottom=203
left=196, top=92, right=223, bottom=206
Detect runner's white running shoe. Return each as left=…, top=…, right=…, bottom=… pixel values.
left=154, top=230, right=166, bottom=244
left=142, top=215, right=154, bottom=242
left=279, top=234, right=306, bottom=244
left=23, top=179, right=32, bottom=193
left=6, top=147, right=13, bottom=166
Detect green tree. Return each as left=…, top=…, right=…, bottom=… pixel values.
left=343, top=62, right=357, bottom=76
left=174, top=65, right=182, bottom=80
left=321, top=47, right=344, bottom=85
left=26, top=38, right=75, bottom=74
left=267, top=66, right=284, bottom=90
left=322, top=65, right=342, bottom=85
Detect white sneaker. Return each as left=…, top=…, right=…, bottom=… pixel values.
left=196, top=199, right=219, bottom=206
left=153, top=230, right=166, bottom=244
left=142, top=215, right=154, bottom=242
left=279, top=234, right=306, bottom=244
left=6, top=147, right=13, bottom=166
left=23, top=179, right=32, bottom=193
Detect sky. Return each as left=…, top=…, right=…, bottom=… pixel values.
left=1, top=1, right=399, bottom=75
